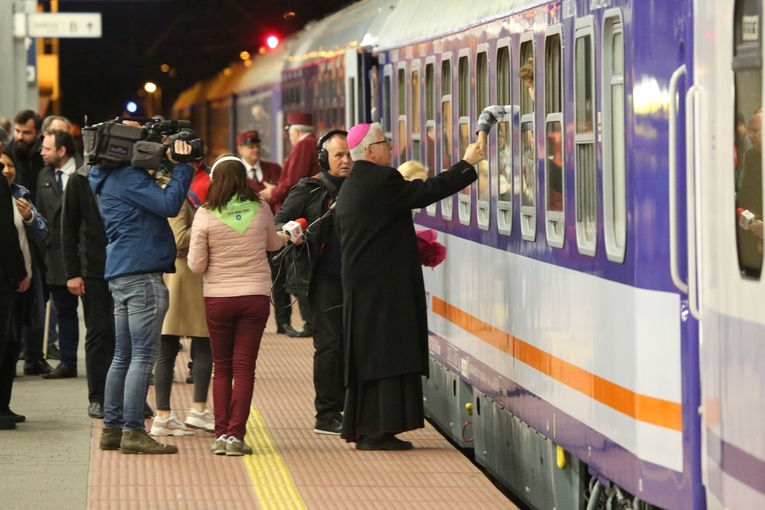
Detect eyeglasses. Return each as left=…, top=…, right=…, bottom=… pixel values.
left=368, top=138, right=390, bottom=147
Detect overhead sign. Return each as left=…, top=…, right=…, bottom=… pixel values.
left=27, top=13, right=102, bottom=38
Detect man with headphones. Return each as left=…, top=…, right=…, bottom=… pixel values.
left=273, top=129, right=351, bottom=435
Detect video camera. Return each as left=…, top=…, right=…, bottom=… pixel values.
left=82, top=117, right=205, bottom=169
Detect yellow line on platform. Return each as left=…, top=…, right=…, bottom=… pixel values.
left=243, top=405, right=307, bottom=510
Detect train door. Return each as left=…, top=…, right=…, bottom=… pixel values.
left=695, top=0, right=765, bottom=508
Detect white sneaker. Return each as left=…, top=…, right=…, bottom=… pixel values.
left=185, top=408, right=215, bottom=433
left=150, top=412, right=195, bottom=436
left=211, top=435, right=228, bottom=455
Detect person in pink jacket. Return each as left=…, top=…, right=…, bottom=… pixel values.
left=188, top=155, right=289, bottom=456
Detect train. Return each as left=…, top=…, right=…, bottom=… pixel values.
left=171, top=1, right=765, bottom=509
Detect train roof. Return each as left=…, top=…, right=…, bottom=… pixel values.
left=283, top=0, right=398, bottom=70
left=374, top=0, right=543, bottom=50
left=236, top=44, right=289, bottom=93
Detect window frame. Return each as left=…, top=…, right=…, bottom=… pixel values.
left=496, top=38, right=514, bottom=237
left=441, top=52, right=455, bottom=221
left=425, top=56, right=438, bottom=217
left=544, top=25, right=565, bottom=249
left=476, top=44, right=491, bottom=231
left=458, top=48, right=472, bottom=226
left=519, top=33, right=537, bottom=242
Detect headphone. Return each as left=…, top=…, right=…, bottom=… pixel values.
left=316, top=129, right=348, bottom=171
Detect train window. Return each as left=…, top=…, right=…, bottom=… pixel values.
left=458, top=51, right=472, bottom=226
left=425, top=59, right=437, bottom=216
left=545, top=28, right=565, bottom=249
left=496, top=42, right=513, bottom=236
left=603, top=11, right=627, bottom=263
left=575, top=18, right=597, bottom=257
left=441, top=55, right=454, bottom=220
left=383, top=65, right=393, bottom=136
left=734, top=0, right=763, bottom=279
left=477, top=47, right=490, bottom=230
left=520, top=36, right=536, bottom=241
left=398, top=65, right=408, bottom=165
left=412, top=62, right=421, bottom=165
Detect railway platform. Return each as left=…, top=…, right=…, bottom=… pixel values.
left=0, top=312, right=516, bottom=509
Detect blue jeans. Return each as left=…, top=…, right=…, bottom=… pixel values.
left=103, top=274, right=169, bottom=431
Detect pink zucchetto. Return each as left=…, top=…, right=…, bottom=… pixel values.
left=347, top=123, right=372, bottom=150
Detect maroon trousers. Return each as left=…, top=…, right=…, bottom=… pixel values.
left=204, top=295, right=270, bottom=440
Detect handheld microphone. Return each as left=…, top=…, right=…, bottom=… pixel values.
left=282, top=218, right=308, bottom=242
left=738, top=207, right=756, bottom=230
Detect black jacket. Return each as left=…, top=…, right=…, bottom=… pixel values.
left=0, top=179, right=27, bottom=291
left=61, top=165, right=108, bottom=280
left=274, top=172, right=340, bottom=296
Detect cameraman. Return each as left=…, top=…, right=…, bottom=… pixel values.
left=90, top=129, right=194, bottom=455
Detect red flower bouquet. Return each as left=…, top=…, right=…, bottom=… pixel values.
left=415, top=229, right=447, bottom=268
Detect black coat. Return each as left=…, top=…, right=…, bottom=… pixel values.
left=335, top=159, right=476, bottom=384
left=0, top=179, right=27, bottom=291
left=61, top=165, right=108, bottom=279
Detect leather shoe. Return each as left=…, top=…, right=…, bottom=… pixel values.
left=0, top=410, right=26, bottom=423
left=46, top=344, right=61, bottom=360
left=88, top=402, right=104, bottom=419
left=288, top=328, right=313, bottom=338
left=356, top=433, right=413, bottom=451
left=24, top=358, right=54, bottom=375
left=41, top=363, right=77, bottom=379
left=0, top=417, right=16, bottom=430
left=278, top=324, right=299, bottom=336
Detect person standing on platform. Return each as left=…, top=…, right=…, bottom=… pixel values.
left=0, top=149, right=38, bottom=426
left=261, top=113, right=318, bottom=338
left=151, top=160, right=214, bottom=437
left=9, top=110, right=44, bottom=202
left=335, top=122, right=484, bottom=450
left=236, top=130, right=281, bottom=210
left=36, top=130, right=81, bottom=380
left=188, top=155, right=289, bottom=456
left=60, top=155, right=115, bottom=418
left=92, top=134, right=194, bottom=455
left=274, top=130, right=350, bottom=435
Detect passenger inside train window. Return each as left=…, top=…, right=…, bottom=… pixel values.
left=520, top=57, right=534, bottom=106
left=735, top=112, right=751, bottom=190
left=521, top=122, right=535, bottom=207
left=477, top=160, right=490, bottom=202
left=737, top=108, right=764, bottom=277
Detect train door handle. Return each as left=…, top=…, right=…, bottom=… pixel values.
left=668, top=64, right=688, bottom=294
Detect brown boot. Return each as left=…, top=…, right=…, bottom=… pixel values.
left=99, top=427, right=122, bottom=450
left=120, top=430, right=178, bottom=454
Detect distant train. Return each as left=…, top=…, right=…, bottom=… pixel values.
left=172, top=1, right=765, bottom=508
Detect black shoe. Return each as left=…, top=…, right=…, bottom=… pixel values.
left=46, top=344, right=61, bottom=360
left=0, top=410, right=26, bottom=423
left=41, top=363, right=77, bottom=379
left=24, top=358, right=54, bottom=375
left=88, top=402, right=104, bottom=419
left=278, top=324, right=299, bottom=336
left=144, top=402, right=154, bottom=419
left=288, top=327, right=313, bottom=338
left=356, top=434, right=413, bottom=451
left=314, top=418, right=342, bottom=435
left=185, top=373, right=194, bottom=384
left=0, top=417, right=16, bottom=430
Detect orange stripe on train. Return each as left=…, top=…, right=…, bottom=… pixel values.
left=432, top=296, right=682, bottom=432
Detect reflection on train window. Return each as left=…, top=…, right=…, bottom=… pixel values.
left=603, top=13, right=627, bottom=263
left=369, top=66, right=379, bottom=122
left=546, top=121, right=563, bottom=212
left=383, top=67, right=392, bottom=133
left=458, top=52, right=472, bottom=226
left=498, top=121, right=512, bottom=202
left=734, top=0, right=763, bottom=279
left=477, top=48, right=490, bottom=229
left=412, top=66, right=421, bottom=161
left=520, top=44, right=534, bottom=115
left=545, top=28, right=564, bottom=249
left=521, top=121, right=535, bottom=208
left=496, top=43, right=513, bottom=235
left=575, top=21, right=597, bottom=256
left=426, top=61, right=437, bottom=184
left=398, top=66, right=407, bottom=165
left=441, top=57, right=454, bottom=219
